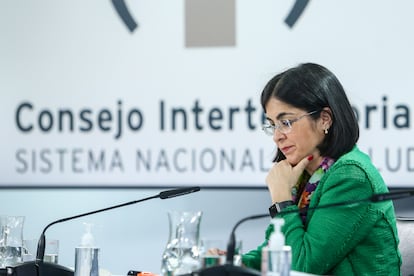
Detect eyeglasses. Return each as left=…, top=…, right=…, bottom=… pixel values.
left=262, top=110, right=318, bottom=136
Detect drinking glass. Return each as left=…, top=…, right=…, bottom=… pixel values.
left=44, top=239, right=59, bottom=264
left=22, top=239, right=37, bottom=262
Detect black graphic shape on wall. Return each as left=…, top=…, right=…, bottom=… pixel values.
left=112, top=0, right=138, bottom=32
left=285, top=0, right=310, bottom=28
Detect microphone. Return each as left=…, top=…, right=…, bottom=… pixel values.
left=4, top=186, right=200, bottom=276
left=36, top=186, right=201, bottom=264
left=159, top=186, right=201, bottom=199
left=191, top=189, right=414, bottom=276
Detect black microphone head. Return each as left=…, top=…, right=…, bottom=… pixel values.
left=159, top=186, right=201, bottom=199
left=371, top=190, right=414, bottom=202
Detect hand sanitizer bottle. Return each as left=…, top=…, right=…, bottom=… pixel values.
left=261, top=218, right=291, bottom=276
left=74, top=223, right=100, bottom=276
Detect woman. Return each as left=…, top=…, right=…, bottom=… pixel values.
left=242, top=63, right=401, bottom=275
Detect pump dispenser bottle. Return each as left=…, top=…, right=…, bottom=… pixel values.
left=261, top=218, right=291, bottom=276
left=74, top=223, right=100, bottom=276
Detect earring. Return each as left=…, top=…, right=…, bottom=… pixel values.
left=324, top=128, right=329, bottom=134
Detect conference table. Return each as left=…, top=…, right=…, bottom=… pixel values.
left=0, top=266, right=318, bottom=276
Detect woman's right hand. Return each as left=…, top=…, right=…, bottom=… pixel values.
left=266, top=155, right=311, bottom=203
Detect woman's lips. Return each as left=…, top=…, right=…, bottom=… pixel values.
left=281, top=146, right=294, bottom=155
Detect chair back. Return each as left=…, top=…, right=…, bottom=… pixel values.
left=396, top=216, right=414, bottom=276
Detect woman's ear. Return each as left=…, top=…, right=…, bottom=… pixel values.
left=320, top=107, right=333, bottom=130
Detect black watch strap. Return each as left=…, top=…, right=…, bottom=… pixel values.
left=269, top=200, right=294, bottom=218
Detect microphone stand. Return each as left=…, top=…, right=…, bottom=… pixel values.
left=281, top=189, right=414, bottom=215
left=4, top=187, right=200, bottom=276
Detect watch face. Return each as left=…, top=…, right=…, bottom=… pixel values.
left=269, top=201, right=294, bottom=218
left=269, top=204, right=277, bottom=218
left=276, top=203, right=283, bottom=212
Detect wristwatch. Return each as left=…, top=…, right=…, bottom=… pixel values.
left=269, top=200, right=294, bottom=218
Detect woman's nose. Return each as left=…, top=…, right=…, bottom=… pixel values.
left=273, top=129, right=285, bottom=143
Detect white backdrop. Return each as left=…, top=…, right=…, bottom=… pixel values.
left=1, top=0, right=414, bottom=188
left=1, top=0, right=414, bottom=274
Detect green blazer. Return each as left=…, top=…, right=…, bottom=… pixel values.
left=242, top=146, right=402, bottom=275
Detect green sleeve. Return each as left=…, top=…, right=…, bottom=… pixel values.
left=280, top=164, right=384, bottom=274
